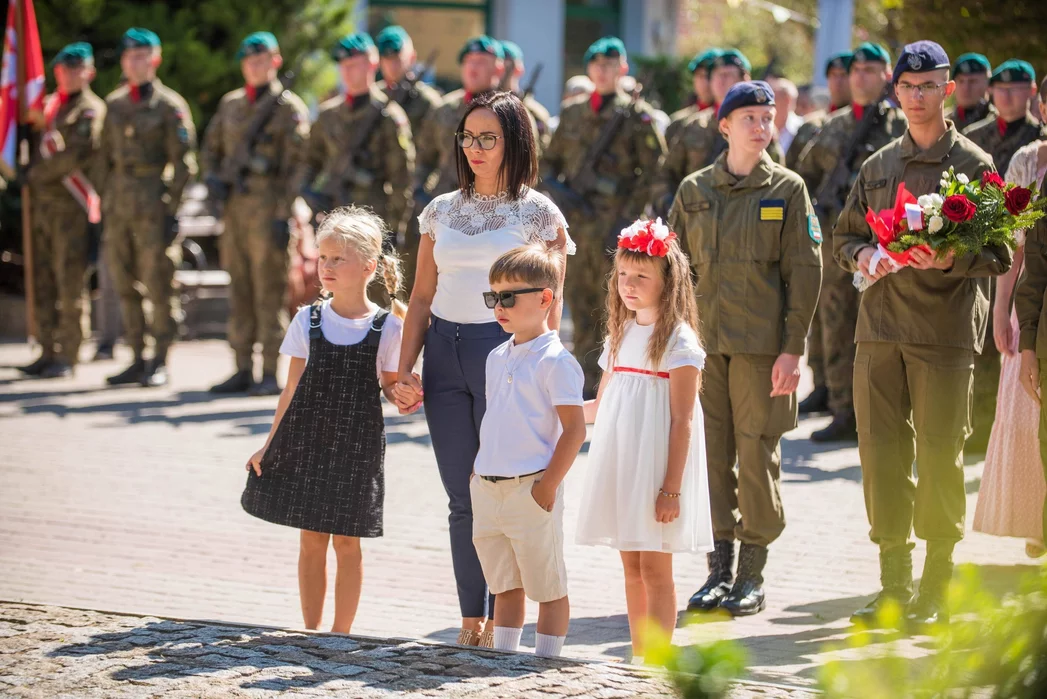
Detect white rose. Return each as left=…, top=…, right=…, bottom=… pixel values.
left=650, top=217, right=670, bottom=240
left=928, top=215, right=944, bottom=234
left=918, top=194, right=934, bottom=208
left=957, top=173, right=969, bottom=185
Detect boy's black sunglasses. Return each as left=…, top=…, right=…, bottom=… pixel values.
left=482, top=288, right=547, bottom=309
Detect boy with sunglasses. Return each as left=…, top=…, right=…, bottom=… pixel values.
left=470, top=245, right=586, bottom=657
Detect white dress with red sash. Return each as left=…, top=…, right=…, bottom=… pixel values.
left=576, top=320, right=714, bottom=553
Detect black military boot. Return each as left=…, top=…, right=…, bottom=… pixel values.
left=250, top=373, right=281, bottom=397
left=905, top=543, right=954, bottom=631
left=811, top=411, right=858, bottom=443
left=687, top=540, right=735, bottom=612
left=107, top=358, right=146, bottom=386
left=19, top=353, right=54, bottom=376
left=38, top=360, right=73, bottom=379
left=210, top=370, right=252, bottom=394
left=140, top=357, right=169, bottom=387
left=798, top=385, right=829, bottom=415
left=851, top=545, right=914, bottom=628
left=720, top=543, right=767, bottom=617
left=92, top=342, right=114, bottom=361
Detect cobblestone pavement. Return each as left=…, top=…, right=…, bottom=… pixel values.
left=0, top=603, right=814, bottom=698
left=0, top=340, right=1038, bottom=691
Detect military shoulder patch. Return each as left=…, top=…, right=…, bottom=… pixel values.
left=808, top=214, right=823, bottom=244
left=759, top=199, right=785, bottom=221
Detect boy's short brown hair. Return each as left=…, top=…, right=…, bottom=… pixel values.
left=488, top=245, right=563, bottom=295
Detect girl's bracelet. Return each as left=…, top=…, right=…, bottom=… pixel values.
left=658, top=489, right=680, bottom=499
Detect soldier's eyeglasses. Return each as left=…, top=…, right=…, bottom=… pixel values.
left=896, top=82, right=947, bottom=97
left=482, top=288, right=547, bottom=309
left=457, top=132, right=502, bottom=150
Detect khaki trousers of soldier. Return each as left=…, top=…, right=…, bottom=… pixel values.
left=807, top=240, right=833, bottom=389
left=972, top=282, right=1001, bottom=440
left=563, top=219, right=613, bottom=394
left=820, top=229, right=859, bottom=417
left=853, top=342, right=973, bottom=550
left=103, top=199, right=177, bottom=359
left=701, top=353, right=797, bottom=546
left=222, top=195, right=289, bottom=375
left=1039, top=359, right=1047, bottom=545
left=31, top=198, right=88, bottom=364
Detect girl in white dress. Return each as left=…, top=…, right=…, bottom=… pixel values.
left=577, top=218, right=714, bottom=663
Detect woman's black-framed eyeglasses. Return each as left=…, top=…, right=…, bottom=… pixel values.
left=482, top=288, right=547, bottom=309
left=457, top=132, right=502, bottom=150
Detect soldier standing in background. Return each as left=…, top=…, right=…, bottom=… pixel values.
left=203, top=32, right=310, bottom=396
left=97, top=28, right=197, bottom=388
left=651, top=49, right=785, bottom=219
left=539, top=36, right=665, bottom=395
left=19, top=43, right=106, bottom=379
left=795, top=42, right=907, bottom=441
left=962, top=59, right=1046, bottom=453
left=946, top=53, right=996, bottom=133
left=665, top=48, right=721, bottom=146
left=414, top=36, right=504, bottom=208
left=299, top=32, right=414, bottom=308
left=375, top=25, right=442, bottom=294
left=498, top=40, right=551, bottom=150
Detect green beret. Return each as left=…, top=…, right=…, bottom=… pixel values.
left=375, top=26, right=408, bottom=56
left=51, top=42, right=93, bottom=68
left=992, top=59, right=1036, bottom=84
left=457, top=35, right=503, bottom=63
left=120, top=28, right=160, bottom=54
left=500, top=40, right=523, bottom=64
left=583, top=36, right=626, bottom=65
left=688, top=48, right=723, bottom=75
left=952, top=52, right=990, bottom=78
left=851, top=42, right=890, bottom=67
left=825, top=52, right=852, bottom=75
left=236, top=32, right=278, bottom=61
left=710, top=49, right=751, bottom=75
left=331, top=32, right=376, bottom=62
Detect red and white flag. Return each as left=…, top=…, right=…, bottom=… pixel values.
left=0, top=0, right=45, bottom=179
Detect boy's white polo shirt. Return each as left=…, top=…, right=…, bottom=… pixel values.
left=474, top=330, right=584, bottom=478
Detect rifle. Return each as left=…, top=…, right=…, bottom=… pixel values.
left=387, top=50, right=438, bottom=109
left=521, top=63, right=543, bottom=101
left=304, top=100, right=387, bottom=215
left=814, top=91, right=889, bottom=220
left=206, top=67, right=299, bottom=215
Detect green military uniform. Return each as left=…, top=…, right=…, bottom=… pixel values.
left=1015, top=206, right=1047, bottom=545
left=25, top=43, right=106, bottom=376
left=786, top=52, right=852, bottom=176
left=97, top=29, right=197, bottom=385
left=665, top=48, right=722, bottom=146
left=201, top=32, right=310, bottom=391
left=540, top=38, right=665, bottom=393
left=671, top=150, right=821, bottom=547
left=376, top=76, right=442, bottom=141
left=946, top=53, right=997, bottom=133
left=795, top=100, right=908, bottom=431
left=498, top=40, right=552, bottom=150
left=962, top=59, right=1046, bottom=451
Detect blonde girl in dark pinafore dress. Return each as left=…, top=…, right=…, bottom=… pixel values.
left=242, top=206, right=412, bottom=633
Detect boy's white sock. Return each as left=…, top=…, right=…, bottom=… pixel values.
left=534, top=632, right=566, bottom=657
left=493, top=626, right=523, bottom=652
left=630, top=655, right=645, bottom=665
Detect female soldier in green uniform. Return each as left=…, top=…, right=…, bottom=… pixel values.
left=669, top=81, right=822, bottom=616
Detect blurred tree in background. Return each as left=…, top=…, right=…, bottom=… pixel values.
left=34, top=0, right=357, bottom=128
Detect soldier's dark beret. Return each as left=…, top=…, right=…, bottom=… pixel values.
left=688, top=48, right=723, bottom=75
left=237, top=32, right=278, bottom=61
left=331, top=32, right=376, bottom=62
left=851, top=42, right=890, bottom=68
left=583, top=37, right=626, bottom=65
left=991, top=59, right=1036, bottom=85
left=825, top=52, right=852, bottom=75
left=892, top=40, right=950, bottom=84
left=120, top=28, right=160, bottom=54
left=952, top=53, right=990, bottom=78
left=52, top=42, right=93, bottom=68
left=376, top=26, right=408, bottom=56
left=457, top=35, right=504, bottom=63
left=710, top=49, right=751, bottom=76
left=718, top=80, right=775, bottom=120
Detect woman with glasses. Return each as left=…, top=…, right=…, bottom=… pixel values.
left=392, top=91, right=573, bottom=647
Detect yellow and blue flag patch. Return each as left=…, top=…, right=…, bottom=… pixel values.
left=759, top=199, right=785, bottom=221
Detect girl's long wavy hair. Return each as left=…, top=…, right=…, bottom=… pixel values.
left=605, top=238, right=701, bottom=378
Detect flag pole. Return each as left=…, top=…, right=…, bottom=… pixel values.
left=15, top=0, right=35, bottom=342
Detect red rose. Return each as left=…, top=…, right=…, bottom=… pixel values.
left=1005, top=186, right=1033, bottom=215
left=941, top=194, right=977, bottom=223
left=981, top=171, right=1005, bottom=189
left=648, top=238, right=668, bottom=257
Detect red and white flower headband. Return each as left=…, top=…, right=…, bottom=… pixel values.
left=617, top=217, right=677, bottom=257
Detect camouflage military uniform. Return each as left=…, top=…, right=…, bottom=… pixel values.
left=651, top=107, right=785, bottom=217
left=665, top=102, right=701, bottom=146
left=962, top=110, right=1047, bottom=449
left=523, top=93, right=552, bottom=150
left=415, top=89, right=473, bottom=205
left=300, top=86, right=415, bottom=305
left=28, top=87, right=106, bottom=368
left=201, top=80, right=309, bottom=378
left=539, top=90, right=666, bottom=392
left=946, top=100, right=996, bottom=133
left=795, top=101, right=907, bottom=426
left=97, top=79, right=197, bottom=364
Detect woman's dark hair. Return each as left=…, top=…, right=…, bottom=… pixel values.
left=455, top=91, right=538, bottom=200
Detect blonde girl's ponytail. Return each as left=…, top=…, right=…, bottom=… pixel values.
left=380, top=251, right=408, bottom=319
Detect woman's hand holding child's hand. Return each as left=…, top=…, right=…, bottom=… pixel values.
left=393, top=372, right=424, bottom=414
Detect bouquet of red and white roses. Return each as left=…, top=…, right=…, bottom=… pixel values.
left=854, top=167, right=1046, bottom=290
